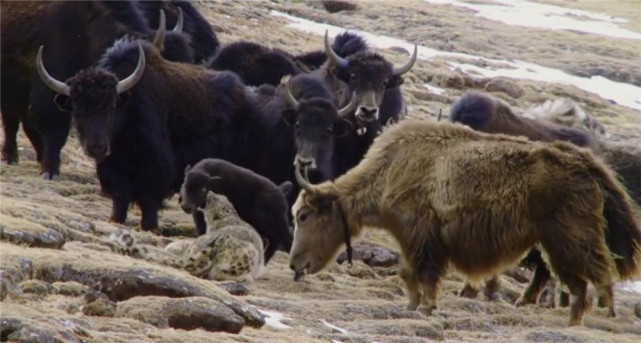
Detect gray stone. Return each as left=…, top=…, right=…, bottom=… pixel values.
left=336, top=241, right=400, bottom=267
left=1, top=226, right=65, bottom=249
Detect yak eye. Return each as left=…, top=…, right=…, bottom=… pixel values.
left=326, top=127, right=333, bottom=134
left=295, top=122, right=300, bottom=128
left=298, top=212, right=309, bottom=223
left=350, top=73, right=356, bottom=80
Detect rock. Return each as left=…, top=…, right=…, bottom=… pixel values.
left=52, top=281, right=90, bottom=296
left=0, top=317, right=71, bottom=343
left=0, top=222, right=65, bottom=249
left=336, top=241, right=400, bottom=267
left=218, top=282, right=250, bottom=296
left=485, top=78, right=525, bottom=98
left=19, top=279, right=54, bottom=295
left=0, top=270, right=17, bottom=301
left=322, top=0, right=357, bottom=13
left=82, top=298, right=116, bottom=317
left=116, top=296, right=247, bottom=333
left=634, top=302, right=641, bottom=319
left=525, top=330, right=583, bottom=342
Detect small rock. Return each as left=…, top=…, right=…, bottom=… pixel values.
left=218, top=282, right=250, bottom=296
left=116, top=296, right=249, bottom=333
left=485, top=78, right=525, bottom=98
left=634, top=302, right=641, bottom=319
left=336, top=241, right=399, bottom=267
left=52, top=281, right=90, bottom=296
left=322, top=0, right=357, bottom=13
left=19, top=279, right=53, bottom=295
left=0, top=270, right=17, bottom=301
left=82, top=297, right=116, bottom=317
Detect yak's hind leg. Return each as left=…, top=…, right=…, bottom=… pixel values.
left=516, top=263, right=551, bottom=306
left=459, top=282, right=479, bottom=299
left=554, top=270, right=588, bottom=326
left=596, top=284, right=616, bottom=318
left=400, top=267, right=421, bottom=310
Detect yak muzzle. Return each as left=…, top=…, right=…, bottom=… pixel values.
left=86, top=144, right=109, bottom=160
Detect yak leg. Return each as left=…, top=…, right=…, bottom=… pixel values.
left=1, top=110, right=20, bottom=164
left=193, top=211, right=207, bottom=235
left=109, top=194, right=131, bottom=224
left=416, top=272, right=441, bottom=316
left=516, top=263, right=551, bottom=306
left=596, top=284, right=616, bottom=318
left=483, top=275, right=501, bottom=301
left=138, top=195, right=161, bottom=232
left=459, top=282, right=479, bottom=299
left=400, top=267, right=421, bottom=310
left=556, top=271, right=588, bottom=326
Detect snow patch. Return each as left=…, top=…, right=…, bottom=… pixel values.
left=271, top=10, right=641, bottom=111
left=424, top=0, right=641, bottom=40
left=259, top=309, right=292, bottom=330
left=424, top=83, right=446, bottom=95
left=618, top=281, right=641, bottom=294
left=321, top=319, right=348, bottom=334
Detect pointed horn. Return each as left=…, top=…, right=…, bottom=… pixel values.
left=324, top=30, right=348, bottom=69
left=337, top=92, right=358, bottom=118
left=36, top=46, right=70, bottom=96
left=173, top=7, right=184, bottom=33
left=392, top=44, right=417, bottom=76
left=152, top=9, right=167, bottom=50
left=116, top=42, right=146, bottom=94
left=284, top=78, right=300, bottom=110
left=294, top=159, right=316, bottom=194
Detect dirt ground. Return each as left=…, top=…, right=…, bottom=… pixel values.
left=1, top=1, right=640, bottom=342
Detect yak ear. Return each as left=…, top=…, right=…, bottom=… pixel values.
left=184, top=164, right=192, bottom=174
left=334, top=119, right=353, bottom=137
left=281, top=109, right=297, bottom=126
left=117, top=92, right=131, bottom=108
left=385, top=75, right=404, bottom=89
left=53, top=94, right=72, bottom=112
left=278, top=181, right=293, bottom=196
left=207, top=176, right=223, bottom=191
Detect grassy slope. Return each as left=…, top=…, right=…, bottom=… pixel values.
left=1, top=0, right=640, bottom=342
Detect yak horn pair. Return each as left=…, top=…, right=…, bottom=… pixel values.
left=36, top=43, right=146, bottom=96
left=284, top=79, right=357, bottom=118
left=152, top=8, right=184, bottom=49
left=324, top=29, right=418, bottom=76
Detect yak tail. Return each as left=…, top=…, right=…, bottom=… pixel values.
left=570, top=144, right=641, bottom=279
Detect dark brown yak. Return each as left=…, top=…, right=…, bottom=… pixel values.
left=289, top=119, right=641, bottom=326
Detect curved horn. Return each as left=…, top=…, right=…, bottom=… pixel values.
left=324, top=30, right=348, bottom=69
left=294, top=159, right=316, bottom=194
left=284, top=79, right=300, bottom=111
left=337, top=92, right=358, bottom=118
left=173, top=7, right=184, bottom=33
left=36, top=46, right=70, bottom=96
left=152, top=9, right=167, bottom=50
left=116, top=43, right=146, bottom=94
left=392, top=44, right=418, bottom=76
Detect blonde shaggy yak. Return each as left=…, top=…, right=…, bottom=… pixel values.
left=289, top=119, right=641, bottom=326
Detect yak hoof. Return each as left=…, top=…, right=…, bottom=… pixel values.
left=459, top=285, right=479, bottom=299
left=406, top=302, right=419, bottom=311
left=417, top=304, right=436, bottom=316
left=41, top=172, right=59, bottom=181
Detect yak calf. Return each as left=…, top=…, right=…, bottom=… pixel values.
left=289, top=119, right=641, bottom=326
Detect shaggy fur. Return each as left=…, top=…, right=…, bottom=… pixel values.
left=1, top=1, right=150, bottom=178
left=179, top=158, right=293, bottom=263
left=135, top=0, right=219, bottom=63
left=50, top=38, right=268, bottom=231
left=450, top=92, right=595, bottom=148
left=289, top=119, right=641, bottom=326
left=523, top=97, right=609, bottom=139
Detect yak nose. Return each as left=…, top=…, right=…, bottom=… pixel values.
left=296, top=156, right=316, bottom=169
left=87, top=144, right=108, bottom=159
left=356, top=106, right=378, bottom=121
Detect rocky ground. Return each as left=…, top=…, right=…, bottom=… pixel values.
left=1, top=1, right=641, bottom=342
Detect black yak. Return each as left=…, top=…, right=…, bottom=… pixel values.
left=36, top=38, right=268, bottom=231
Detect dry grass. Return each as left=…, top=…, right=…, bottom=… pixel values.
left=1, top=0, right=640, bottom=342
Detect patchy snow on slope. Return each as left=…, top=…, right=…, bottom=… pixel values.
left=424, top=0, right=641, bottom=40
left=259, top=309, right=292, bottom=330
left=271, top=10, right=641, bottom=111
left=424, top=83, right=446, bottom=95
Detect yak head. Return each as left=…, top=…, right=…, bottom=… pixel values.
left=324, top=30, right=417, bottom=125
left=281, top=79, right=356, bottom=180
left=179, top=165, right=223, bottom=214
left=36, top=43, right=145, bottom=161
left=288, top=160, right=350, bottom=280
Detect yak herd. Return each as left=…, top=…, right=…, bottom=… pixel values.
left=1, top=0, right=640, bottom=328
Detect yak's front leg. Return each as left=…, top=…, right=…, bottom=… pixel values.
left=138, top=195, right=162, bottom=232
left=400, top=267, right=421, bottom=310
left=416, top=272, right=442, bottom=316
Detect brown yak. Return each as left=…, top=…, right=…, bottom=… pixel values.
left=289, top=119, right=641, bottom=326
